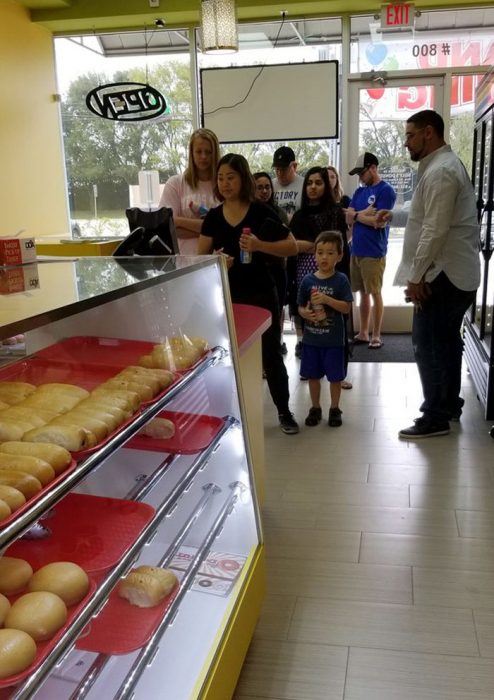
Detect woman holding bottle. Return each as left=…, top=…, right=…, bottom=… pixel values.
left=198, top=153, right=299, bottom=434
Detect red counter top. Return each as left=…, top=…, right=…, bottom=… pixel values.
left=232, top=304, right=271, bottom=354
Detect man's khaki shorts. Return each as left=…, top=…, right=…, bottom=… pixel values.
left=350, top=256, right=386, bottom=295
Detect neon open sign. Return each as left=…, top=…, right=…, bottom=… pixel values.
left=86, top=82, right=168, bottom=122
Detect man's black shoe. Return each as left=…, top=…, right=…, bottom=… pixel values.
left=278, top=412, right=299, bottom=434
left=280, top=342, right=288, bottom=355
left=399, top=421, right=450, bottom=439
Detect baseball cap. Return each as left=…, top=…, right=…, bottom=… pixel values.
left=272, top=146, right=296, bottom=168
left=349, top=152, right=379, bottom=176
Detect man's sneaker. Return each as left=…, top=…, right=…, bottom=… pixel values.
left=399, top=421, right=450, bottom=439
left=450, top=398, right=465, bottom=422
left=280, top=342, right=288, bottom=355
left=278, top=412, right=299, bottom=434
left=295, top=342, right=302, bottom=359
left=305, top=407, right=322, bottom=426
left=328, top=407, right=343, bottom=427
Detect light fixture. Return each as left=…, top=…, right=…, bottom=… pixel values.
left=200, top=0, right=238, bottom=54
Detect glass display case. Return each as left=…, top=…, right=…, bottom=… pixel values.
left=0, top=256, right=265, bottom=699
left=464, top=68, right=494, bottom=420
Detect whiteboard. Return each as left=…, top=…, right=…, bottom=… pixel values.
left=200, top=61, right=339, bottom=143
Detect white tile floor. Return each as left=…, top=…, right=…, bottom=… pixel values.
left=234, top=335, right=494, bottom=700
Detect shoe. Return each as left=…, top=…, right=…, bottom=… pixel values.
left=280, top=342, right=288, bottom=355
left=368, top=338, right=384, bottom=349
left=295, top=341, right=302, bottom=359
left=341, top=380, right=353, bottom=390
left=278, top=412, right=299, bottom=434
left=399, top=421, right=450, bottom=439
left=299, top=375, right=308, bottom=381
left=328, top=407, right=342, bottom=427
left=353, top=335, right=369, bottom=345
left=305, top=407, right=322, bottom=426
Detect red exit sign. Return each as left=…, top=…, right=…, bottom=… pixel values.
left=381, top=2, right=415, bottom=28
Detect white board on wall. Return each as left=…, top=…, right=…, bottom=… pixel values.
left=200, top=60, right=339, bottom=144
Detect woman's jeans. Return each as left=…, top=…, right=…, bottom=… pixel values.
left=412, top=272, right=476, bottom=424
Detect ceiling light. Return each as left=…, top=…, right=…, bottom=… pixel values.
left=200, top=0, right=238, bottom=54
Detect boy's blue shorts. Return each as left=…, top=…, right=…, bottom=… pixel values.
left=300, top=344, right=345, bottom=382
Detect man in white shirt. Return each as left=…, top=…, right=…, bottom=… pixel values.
left=380, top=109, right=480, bottom=439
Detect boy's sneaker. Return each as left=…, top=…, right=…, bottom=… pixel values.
left=278, top=412, right=299, bottom=434
left=295, top=342, right=302, bottom=359
left=305, top=407, right=322, bottom=426
left=328, top=407, right=342, bottom=427
left=399, top=421, right=450, bottom=439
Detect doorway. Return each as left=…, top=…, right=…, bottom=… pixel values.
left=347, top=74, right=446, bottom=332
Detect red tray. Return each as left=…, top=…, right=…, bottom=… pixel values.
left=76, top=581, right=179, bottom=655
left=126, top=411, right=225, bottom=454
left=32, top=336, right=209, bottom=374
left=0, top=459, right=77, bottom=530
left=0, top=577, right=97, bottom=688
left=7, top=493, right=155, bottom=575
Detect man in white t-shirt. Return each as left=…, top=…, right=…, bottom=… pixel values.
left=272, top=146, right=304, bottom=223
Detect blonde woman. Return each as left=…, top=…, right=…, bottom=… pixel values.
left=159, top=128, right=220, bottom=254
left=327, top=165, right=350, bottom=208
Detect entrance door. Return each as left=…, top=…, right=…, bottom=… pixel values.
left=347, top=74, right=446, bottom=331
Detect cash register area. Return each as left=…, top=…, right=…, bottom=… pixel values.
left=234, top=334, right=494, bottom=700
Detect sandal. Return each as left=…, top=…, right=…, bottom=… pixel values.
left=341, top=380, right=353, bottom=390
left=368, top=338, right=384, bottom=349
left=353, top=334, right=369, bottom=345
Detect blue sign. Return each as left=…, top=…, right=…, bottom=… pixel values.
left=86, top=82, right=167, bottom=122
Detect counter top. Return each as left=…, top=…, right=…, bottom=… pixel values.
left=233, top=304, right=271, bottom=354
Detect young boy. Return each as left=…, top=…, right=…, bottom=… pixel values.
left=297, top=231, right=353, bottom=427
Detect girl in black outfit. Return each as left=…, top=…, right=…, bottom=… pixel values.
left=198, top=154, right=299, bottom=434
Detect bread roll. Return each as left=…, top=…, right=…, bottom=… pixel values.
left=0, top=484, right=26, bottom=511
left=21, top=393, right=81, bottom=414
left=0, top=498, right=11, bottom=521
left=0, top=557, right=33, bottom=595
left=0, top=454, right=55, bottom=486
left=51, top=413, right=108, bottom=441
left=5, top=591, right=67, bottom=641
left=77, top=399, right=130, bottom=421
left=99, top=379, right=153, bottom=402
left=65, top=408, right=118, bottom=432
left=139, top=418, right=175, bottom=439
left=35, top=383, right=89, bottom=400
left=118, top=566, right=177, bottom=608
left=0, top=442, right=71, bottom=474
left=0, top=420, right=29, bottom=442
left=28, top=562, right=89, bottom=606
left=0, top=629, right=37, bottom=679
left=0, top=472, right=42, bottom=498
left=0, top=408, right=48, bottom=428
left=22, top=425, right=93, bottom=452
left=122, top=366, right=175, bottom=390
left=90, top=388, right=140, bottom=412
left=0, top=592, right=10, bottom=625
left=0, top=382, right=36, bottom=396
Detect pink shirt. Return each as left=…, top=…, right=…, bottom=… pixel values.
left=159, top=174, right=219, bottom=255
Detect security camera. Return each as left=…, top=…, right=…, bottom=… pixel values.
left=155, top=18, right=165, bottom=28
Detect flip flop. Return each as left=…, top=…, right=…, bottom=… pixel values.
left=353, top=335, right=369, bottom=345
left=368, top=338, right=384, bottom=349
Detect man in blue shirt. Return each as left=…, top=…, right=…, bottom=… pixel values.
left=346, top=152, right=396, bottom=349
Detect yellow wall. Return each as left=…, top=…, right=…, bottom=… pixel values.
left=0, top=0, right=69, bottom=237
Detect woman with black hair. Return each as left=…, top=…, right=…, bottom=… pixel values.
left=198, top=154, right=299, bottom=434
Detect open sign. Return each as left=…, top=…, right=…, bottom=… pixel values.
left=86, top=82, right=167, bottom=122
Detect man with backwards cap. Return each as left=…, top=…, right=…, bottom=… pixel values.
left=272, top=146, right=304, bottom=223
left=346, top=152, right=396, bottom=349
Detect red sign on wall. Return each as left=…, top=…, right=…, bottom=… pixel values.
left=381, top=3, right=415, bottom=29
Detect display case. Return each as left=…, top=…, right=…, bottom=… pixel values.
left=464, top=68, right=494, bottom=420
left=0, top=255, right=265, bottom=699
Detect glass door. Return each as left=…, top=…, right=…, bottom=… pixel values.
left=347, top=75, right=445, bottom=330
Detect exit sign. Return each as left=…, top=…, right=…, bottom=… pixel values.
left=381, top=2, right=415, bottom=28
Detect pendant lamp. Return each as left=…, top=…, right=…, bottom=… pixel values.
left=200, top=0, right=238, bottom=54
